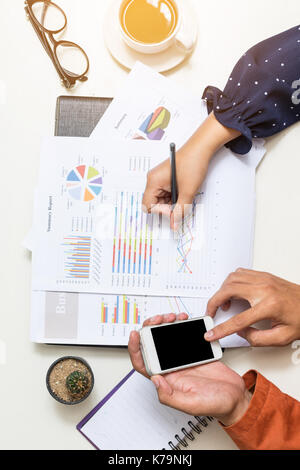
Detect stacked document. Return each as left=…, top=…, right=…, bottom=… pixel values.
left=29, top=62, right=265, bottom=348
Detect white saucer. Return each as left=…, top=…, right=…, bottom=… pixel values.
left=103, top=0, right=198, bottom=73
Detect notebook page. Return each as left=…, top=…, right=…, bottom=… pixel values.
left=80, top=372, right=204, bottom=450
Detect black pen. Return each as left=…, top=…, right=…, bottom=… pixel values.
left=170, top=142, right=178, bottom=208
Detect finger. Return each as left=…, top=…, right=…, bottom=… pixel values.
left=143, top=315, right=163, bottom=327
left=170, top=195, right=194, bottom=231
left=204, top=305, right=265, bottom=341
left=234, top=267, right=256, bottom=276
left=235, top=267, right=266, bottom=278
left=206, top=284, right=250, bottom=318
left=142, top=188, right=158, bottom=213
left=176, top=313, right=189, bottom=321
left=238, top=326, right=292, bottom=347
left=143, top=313, right=177, bottom=327
left=128, top=330, right=149, bottom=377
left=150, top=203, right=172, bottom=218
left=221, top=301, right=231, bottom=311
left=156, top=195, right=171, bottom=205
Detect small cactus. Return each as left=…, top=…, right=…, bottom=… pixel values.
left=66, top=370, right=89, bottom=395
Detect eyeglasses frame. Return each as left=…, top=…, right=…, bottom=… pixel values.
left=24, top=0, right=89, bottom=88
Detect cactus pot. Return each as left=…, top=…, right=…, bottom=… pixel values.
left=46, top=356, right=94, bottom=405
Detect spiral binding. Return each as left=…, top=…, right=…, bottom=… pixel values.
left=167, top=416, right=214, bottom=450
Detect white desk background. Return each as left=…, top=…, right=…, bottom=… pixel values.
left=0, top=0, right=300, bottom=450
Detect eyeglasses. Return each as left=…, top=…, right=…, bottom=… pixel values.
left=25, top=0, right=89, bottom=89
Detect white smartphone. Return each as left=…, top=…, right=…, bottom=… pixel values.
left=140, top=316, right=223, bottom=376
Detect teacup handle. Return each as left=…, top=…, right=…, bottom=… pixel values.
left=175, top=27, right=196, bottom=54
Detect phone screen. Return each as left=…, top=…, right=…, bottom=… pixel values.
left=151, top=319, right=214, bottom=371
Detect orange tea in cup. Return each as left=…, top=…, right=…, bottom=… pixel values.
left=119, top=0, right=178, bottom=45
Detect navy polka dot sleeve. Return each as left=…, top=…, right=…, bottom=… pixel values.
left=202, top=25, right=300, bottom=155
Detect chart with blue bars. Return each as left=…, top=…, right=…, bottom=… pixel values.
left=101, top=295, right=141, bottom=325
left=111, top=191, right=154, bottom=283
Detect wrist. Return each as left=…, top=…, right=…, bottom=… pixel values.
left=178, top=112, right=241, bottom=165
left=177, top=141, right=212, bottom=167
left=202, top=112, right=241, bottom=153
left=220, top=389, right=253, bottom=427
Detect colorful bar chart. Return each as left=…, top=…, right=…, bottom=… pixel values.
left=114, top=296, right=119, bottom=324
left=111, top=191, right=153, bottom=279
left=123, top=295, right=129, bottom=324
left=133, top=302, right=140, bottom=324
left=133, top=196, right=139, bottom=274
left=149, top=215, right=153, bottom=275
left=101, top=302, right=108, bottom=323
left=62, top=235, right=91, bottom=279
left=101, top=295, right=141, bottom=325
left=127, top=193, right=134, bottom=274
left=112, top=204, right=118, bottom=273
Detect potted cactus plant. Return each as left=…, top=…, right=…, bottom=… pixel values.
left=46, top=356, right=94, bottom=405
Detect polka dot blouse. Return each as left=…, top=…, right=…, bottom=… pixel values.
left=203, top=25, right=300, bottom=155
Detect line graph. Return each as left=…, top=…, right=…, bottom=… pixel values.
left=176, top=193, right=203, bottom=274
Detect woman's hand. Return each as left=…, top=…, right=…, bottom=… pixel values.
left=205, top=268, right=300, bottom=347
left=142, top=112, right=240, bottom=230
left=128, top=313, right=252, bottom=426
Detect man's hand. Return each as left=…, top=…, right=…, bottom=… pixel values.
left=142, top=112, right=241, bottom=230
left=205, top=268, right=300, bottom=347
left=128, top=313, right=252, bottom=426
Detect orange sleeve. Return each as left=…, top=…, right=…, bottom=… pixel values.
left=222, top=370, right=300, bottom=450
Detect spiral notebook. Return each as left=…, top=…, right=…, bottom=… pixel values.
left=77, top=370, right=237, bottom=450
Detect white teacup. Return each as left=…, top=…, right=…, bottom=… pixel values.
left=118, top=0, right=194, bottom=55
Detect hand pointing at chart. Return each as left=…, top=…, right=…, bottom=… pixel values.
left=142, top=112, right=241, bottom=230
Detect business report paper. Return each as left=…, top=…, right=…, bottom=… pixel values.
left=32, top=137, right=263, bottom=298
left=91, top=61, right=206, bottom=145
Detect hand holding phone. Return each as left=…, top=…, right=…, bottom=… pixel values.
left=128, top=313, right=252, bottom=426
left=140, top=316, right=222, bottom=376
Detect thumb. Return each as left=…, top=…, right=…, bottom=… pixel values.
left=151, top=376, right=188, bottom=411
left=171, top=195, right=194, bottom=231
left=151, top=375, right=177, bottom=407
left=151, top=375, right=173, bottom=396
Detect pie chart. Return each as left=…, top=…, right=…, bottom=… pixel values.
left=66, top=165, right=103, bottom=202
left=136, top=106, right=171, bottom=141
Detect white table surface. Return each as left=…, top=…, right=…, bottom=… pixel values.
left=1, top=0, right=300, bottom=450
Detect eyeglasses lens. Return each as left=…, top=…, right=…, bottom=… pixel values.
left=31, top=1, right=66, bottom=31
left=56, top=43, right=89, bottom=77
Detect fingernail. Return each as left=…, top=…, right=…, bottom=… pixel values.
left=204, top=330, right=214, bottom=340
left=152, top=377, right=160, bottom=389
